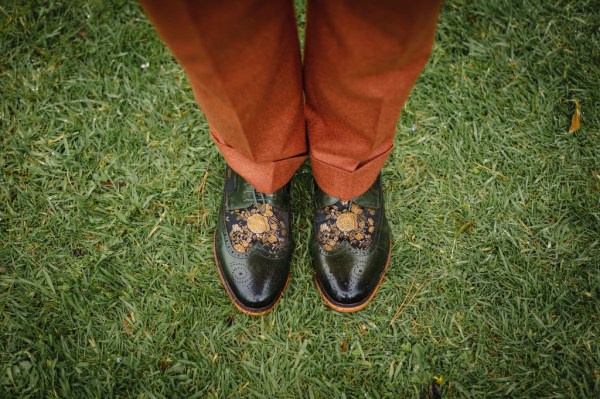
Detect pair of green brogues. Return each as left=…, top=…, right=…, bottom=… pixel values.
left=214, top=165, right=392, bottom=315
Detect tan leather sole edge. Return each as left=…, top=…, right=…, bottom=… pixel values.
left=313, top=239, right=392, bottom=313
left=213, top=231, right=290, bottom=316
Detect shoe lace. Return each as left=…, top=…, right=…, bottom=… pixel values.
left=243, top=185, right=267, bottom=207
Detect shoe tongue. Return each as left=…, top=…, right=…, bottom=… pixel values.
left=314, top=177, right=381, bottom=209
left=352, top=185, right=380, bottom=208
left=226, top=169, right=289, bottom=211
left=314, top=186, right=340, bottom=208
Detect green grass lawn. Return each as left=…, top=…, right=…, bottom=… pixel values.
left=1, top=0, right=599, bottom=397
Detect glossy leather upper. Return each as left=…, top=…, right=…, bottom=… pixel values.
left=311, top=176, right=391, bottom=307
left=214, top=166, right=293, bottom=312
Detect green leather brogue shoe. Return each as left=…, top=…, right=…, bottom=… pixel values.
left=214, top=165, right=293, bottom=315
left=310, top=175, right=392, bottom=312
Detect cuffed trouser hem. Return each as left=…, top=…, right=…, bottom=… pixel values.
left=211, top=132, right=306, bottom=194
left=310, top=145, right=394, bottom=201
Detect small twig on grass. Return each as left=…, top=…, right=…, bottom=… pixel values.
left=474, top=163, right=508, bottom=180
left=47, top=134, right=65, bottom=145
left=148, top=207, right=167, bottom=238
left=389, top=273, right=418, bottom=327
left=389, top=273, right=431, bottom=326
left=198, top=170, right=209, bottom=228
left=518, top=218, right=533, bottom=236
left=239, top=381, right=250, bottom=395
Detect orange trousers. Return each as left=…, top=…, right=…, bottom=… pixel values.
left=141, top=0, right=442, bottom=200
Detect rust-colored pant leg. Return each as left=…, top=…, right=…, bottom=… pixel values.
left=140, top=0, right=306, bottom=193
left=304, top=0, right=442, bottom=200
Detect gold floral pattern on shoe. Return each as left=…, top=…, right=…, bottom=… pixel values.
left=225, top=203, right=288, bottom=254
left=316, top=201, right=379, bottom=251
